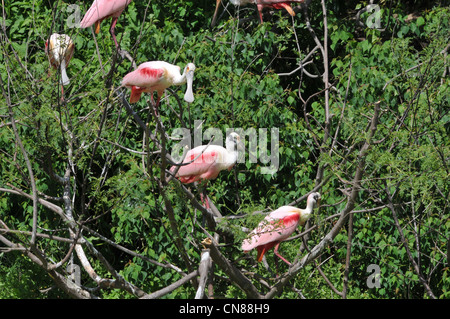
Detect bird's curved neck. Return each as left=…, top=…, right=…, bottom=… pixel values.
left=306, top=199, right=316, bottom=213
left=299, top=210, right=311, bottom=223
left=173, top=69, right=187, bottom=85
left=224, top=141, right=238, bottom=165
left=226, top=141, right=237, bottom=153
left=300, top=200, right=316, bottom=223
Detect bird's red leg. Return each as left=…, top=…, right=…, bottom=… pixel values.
left=274, top=243, right=291, bottom=265
left=256, top=4, right=264, bottom=23
left=60, top=85, right=65, bottom=102
left=198, top=182, right=211, bottom=210
left=200, top=190, right=211, bottom=210
left=154, top=95, right=160, bottom=117
left=109, top=17, right=119, bottom=48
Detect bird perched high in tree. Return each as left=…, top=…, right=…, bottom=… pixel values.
left=79, top=0, right=132, bottom=48
left=242, top=192, right=321, bottom=265
left=45, top=33, right=75, bottom=87
left=212, top=0, right=306, bottom=26
left=121, top=61, right=195, bottom=115
left=170, top=132, right=241, bottom=209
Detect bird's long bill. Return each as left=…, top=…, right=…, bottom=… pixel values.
left=184, top=69, right=195, bottom=103
left=60, top=59, right=70, bottom=86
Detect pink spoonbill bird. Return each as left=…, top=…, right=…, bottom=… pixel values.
left=171, top=132, right=241, bottom=208
left=79, top=0, right=132, bottom=48
left=242, top=192, right=321, bottom=265
left=45, top=33, right=75, bottom=88
left=212, top=0, right=305, bottom=25
left=121, top=61, right=195, bottom=114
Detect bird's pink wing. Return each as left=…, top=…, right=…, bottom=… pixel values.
left=173, top=147, right=223, bottom=183
left=121, top=65, right=165, bottom=88
left=242, top=212, right=299, bottom=251
left=261, top=0, right=305, bottom=4
left=80, top=0, right=131, bottom=28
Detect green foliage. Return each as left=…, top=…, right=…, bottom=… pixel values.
left=0, top=252, right=65, bottom=298
left=0, top=0, right=448, bottom=299
left=324, top=5, right=450, bottom=299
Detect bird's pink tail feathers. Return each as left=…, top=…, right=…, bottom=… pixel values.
left=130, top=86, right=144, bottom=103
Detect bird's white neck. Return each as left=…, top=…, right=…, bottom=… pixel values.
left=299, top=209, right=312, bottom=223
left=175, top=64, right=195, bottom=103
left=221, top=138, right=239, bottom=168
left=226, top=140, right=237, bottom=153
left=299, top=197, right=318, bottom=223
left=173, top=70, right=187, bottom=85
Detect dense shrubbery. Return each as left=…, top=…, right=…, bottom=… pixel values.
left=0, top=0, right=448, bottom=299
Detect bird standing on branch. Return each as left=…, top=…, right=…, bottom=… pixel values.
left=121, top=61, right=195, bottom=115
left=242, top=192, right=321, bottom=265
left=171, top=133, right=241, bottom=209
left=79, top=0, right=132, bottom=48
left=212, top=0, right=306, bottom=26
left=45, top=33, right=75, bottom=91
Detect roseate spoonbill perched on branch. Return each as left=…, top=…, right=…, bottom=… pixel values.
left=45, top=33, right=75, bottom=86
left=121, top=61, right=195, bottom=115
left=170, top=132, right=241, bottom=209
left=212, top=0, right=306, bottom=25
left=242, top=192, right=321, bottom=265
left=80, top=0, right=132, bottom=48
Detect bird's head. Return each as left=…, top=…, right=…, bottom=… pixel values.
left=308, top=192, right=321, bottom=208
left=183, top=63, right=196, bottom=103
left=226, top=132, right=241, bottom=151
left=185, top=63, right=196, bottom=73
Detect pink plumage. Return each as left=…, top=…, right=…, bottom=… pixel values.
left=79, top=0, right=132, bottom=47
left=121, top=63, right=166, bottom=103
left=121, top=61, right=196, bottom=113
left=174, top=146, right=230, bottom=184
left=242, top=207, right=301, bottom=251
left=212, top=0, right=306, bottom=26
left=171, top=133, right=241, bottom=184
left=170, top=133, right=241, bottom=210
left=242, top=192, right=321, bottom=265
